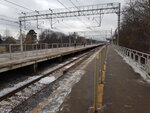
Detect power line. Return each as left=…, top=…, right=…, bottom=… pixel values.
left=69, top=0, right=99, bottom=27
left=56, top=0, right=93, bottom=30
left=0, top=18, right=18, bottom=24
left=0, top=15, right=18, bottom=21
left=0, top=21, right=19, bottom=27
left=1, top=0, right=46, bottom=30
left=2, top=0, right=33, bottom=11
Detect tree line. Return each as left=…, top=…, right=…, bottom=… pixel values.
left=118, top=0, right=150, bottom=53
left=0, top=29, right=99, bottom=45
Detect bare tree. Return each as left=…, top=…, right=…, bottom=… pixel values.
left=119, top=0, right=150, bottom=53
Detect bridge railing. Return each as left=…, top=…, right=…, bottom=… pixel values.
left=114, top=45, right=150, bottom=77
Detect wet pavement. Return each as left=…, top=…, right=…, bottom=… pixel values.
left=102, top=46, right=150, bottom=113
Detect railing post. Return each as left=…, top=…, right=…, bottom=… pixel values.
left=32, top=44, right=34, bottom=51
left=36, top=44, right=38, bottom=56
left=40, top=44, right=41, bottom=50
left=37, top=44, right=38, bottom=51
left=9, top=44, right=12, bottom=59
left=133, top=54, right=135, bottom=61
left=52, top=43, right=53, bottom=49
left=147, top=59, right=150, bottom=75
left=24, top=44, right=27, bottom=57
left=138, top=55, right=141, bottom=65
left=129, top=50, right=132, bottom=59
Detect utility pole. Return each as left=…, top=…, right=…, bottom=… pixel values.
left=19, top=20, right=23, bottom=51
left=117, top=3, right=121, bottom=45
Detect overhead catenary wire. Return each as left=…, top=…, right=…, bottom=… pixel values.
left=2, top=0, right=34, bottom=11
left=0, top=15, right=18, bottom=21
left=56, top=0, right=93, bottom=31
left=0, top=21, right=19, bottom=27
left=3, top=0, right=46, bottom=30
left=0, top=18, right=18, bottom=24
left=69, top=0, right=99, bottom=26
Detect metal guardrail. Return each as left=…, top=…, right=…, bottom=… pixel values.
left=114, top=45, right=150, bottom=76
left=0, top=43, right=89, bottom=53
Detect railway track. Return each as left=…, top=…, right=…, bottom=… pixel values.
left=0, top=47, right=100, bottom=113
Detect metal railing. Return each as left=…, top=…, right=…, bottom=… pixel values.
left=114, top=45, right=150, bottom=77
left=0, top=43, right=89, bottom=53
left=0, top=43, right=94, bottom=62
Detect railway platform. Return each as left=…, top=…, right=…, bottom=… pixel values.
left=0, top=44, right=99, bottom=73
left=54, top=46, right=150, bottom=113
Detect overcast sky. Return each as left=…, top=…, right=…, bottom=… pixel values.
left=0, top=0, right=126, bottom=40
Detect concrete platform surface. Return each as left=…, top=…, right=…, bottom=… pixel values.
left=57, top=53, right=95, bottom=113
left=102, top=46, right=150, bottom=113
left=56, top=46, right=150, bottom=113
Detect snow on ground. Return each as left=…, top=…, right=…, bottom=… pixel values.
left=72, top=57, right=78, bottom=60
left=0, top=52, right=78, bottom=98
left=38, top=70, right=85, bottom=113
left=32, top=49, right=100, bottom=113
left=0, top=75, right=41, bottom=97
left=39, top=76, right=56, bottom=84
left=115, top=50, right=150, bottom=83
left=64, top=63, right=75, bottom=69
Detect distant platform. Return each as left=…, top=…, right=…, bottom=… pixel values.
left=0, top=45, right=100, bottom=73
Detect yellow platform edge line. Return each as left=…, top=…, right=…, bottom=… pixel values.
left=97, top=63, right=106, bottom=108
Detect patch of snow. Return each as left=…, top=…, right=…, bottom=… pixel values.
left=0, top=75, right=41, bottom=97
left=64, top=63, right=75, bottom=69
left=72, top=57, right=78, bottom=60
left=39, top=76, right=56, bottom=84
left=39, top=70, right=85, bottom=113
